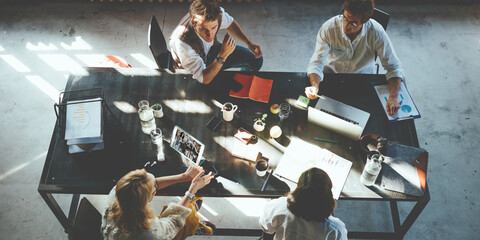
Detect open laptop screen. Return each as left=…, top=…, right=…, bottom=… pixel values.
left=170, top=126, right=205, bottom=165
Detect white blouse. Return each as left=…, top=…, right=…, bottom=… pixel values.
left=259, top=197, right=348, bottom=240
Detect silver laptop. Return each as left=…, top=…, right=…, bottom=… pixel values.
left=307, top=95, right=370, bottom=139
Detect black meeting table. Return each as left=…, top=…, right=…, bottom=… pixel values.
left=38, top=67, right=429, bottom=239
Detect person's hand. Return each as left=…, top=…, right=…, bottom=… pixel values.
left=247, top=42, right=262, bottom=58
left=305, top=86, right=319, bottom=99
left=386, top=96, right=400, bottom=115
left=188, top=170, right=214, bottom=194
left=218, top=33, right=236, bottom=59
left=183, top=165, right=203, bottom=181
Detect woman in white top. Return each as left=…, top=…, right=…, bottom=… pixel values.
left=101, top=166, right=213, bottom=240
left=259, top=168, right=348, bottom=240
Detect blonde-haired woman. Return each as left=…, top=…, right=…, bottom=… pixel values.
left=101, top=165, right=213, bottom=240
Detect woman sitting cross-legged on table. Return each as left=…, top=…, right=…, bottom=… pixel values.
left=101, top=166, right=214, bottom=240
left=259, top=168, right=348, bottom=240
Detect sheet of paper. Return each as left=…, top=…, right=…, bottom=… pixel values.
left=373, top=82, right=420, bottom=121
left=65, top=98, right=103, bottom=140
left=274, top=138, right=352, bottom=199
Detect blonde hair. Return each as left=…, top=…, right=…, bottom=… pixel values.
left=109, top=169, right=154, bottom=233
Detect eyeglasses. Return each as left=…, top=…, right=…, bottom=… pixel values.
left=343, top=15, right=360, bottom=27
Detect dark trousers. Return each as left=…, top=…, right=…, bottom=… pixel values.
left=206, top=45, right=263, bottom=72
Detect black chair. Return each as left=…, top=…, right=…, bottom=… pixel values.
left=148, top=15, right=175, bottom=73
left=71, top=197, right=103, bottom=240
left=371, top=8, right=390, bottom=31
left=370, top=8, right=390, bottom=74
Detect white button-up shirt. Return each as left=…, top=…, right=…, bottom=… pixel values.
left=307, top=15, right=404, bottom=81
left=259, top=197, right=348, bottom=240
left=169, top=7, right=234, bottom=83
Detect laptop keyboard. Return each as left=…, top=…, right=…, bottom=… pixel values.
left=320, top=109, right=360, bottom=125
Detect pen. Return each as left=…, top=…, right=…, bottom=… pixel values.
left=314, top=138, right=339, bottom=144
left=261, top=169, right=274, bottom=192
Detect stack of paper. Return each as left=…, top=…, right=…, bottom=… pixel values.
left=274, top=138, right=352, bottom=199
left=64, top=97, right=104, bottom=153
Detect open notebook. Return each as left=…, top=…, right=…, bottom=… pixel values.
left=274, top=138, right=352, bottom=199
left=229, top=73, right=273, bottom=103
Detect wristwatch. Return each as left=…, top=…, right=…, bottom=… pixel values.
left=216, top=57, right=225, bottom=64
left=185, top=191, right=195, bottom=200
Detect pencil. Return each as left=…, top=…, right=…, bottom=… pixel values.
left=314, top=138, right=340, bottom=144
left=261, top=169, right=274, bottom=192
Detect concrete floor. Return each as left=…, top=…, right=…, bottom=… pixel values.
left=0, top=1, right=479, bottom=239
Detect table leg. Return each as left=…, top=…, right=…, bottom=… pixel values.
left=398, top=197, right=430, bottom=238
left=38, top=191, right=74, bottom=234
left=390, top=201, right=400, bottom=234
left=68, top=194, right=81, bottom=224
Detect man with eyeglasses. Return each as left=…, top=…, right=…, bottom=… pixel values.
left=306, top=0, right=404, bottom=116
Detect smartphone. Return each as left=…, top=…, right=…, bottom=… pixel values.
left=206, top=116, right=222, bottom=131
left=199, top=158, right=219, bottom=177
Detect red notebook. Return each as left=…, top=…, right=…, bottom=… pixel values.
left=229, top=74, right=273, bottom=103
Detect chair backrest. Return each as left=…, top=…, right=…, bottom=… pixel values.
left=371, top=8, right=390, bottom=31
left=72, top=197, right=103, bottom=240
left=148, top=15, right=175, bottom=72
left=371, top=8, right=390, bottom=66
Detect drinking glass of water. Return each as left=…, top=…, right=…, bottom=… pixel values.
left=278, top=103, right=290, bottom=121
left=150, top=128, right=163, bottom=148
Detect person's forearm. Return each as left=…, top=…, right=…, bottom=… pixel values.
left=388, top=77, right=401, bottom=98
left=309, top=73, right=322, bottom=88
left=201, top=59, right=224, bottom=84
left=178, top=185, right=198, bottom=207
left=179, top=195, right=192, bottom=207
left=226, top=20, right=252, bottom=45
left=155, top=173, right=190, bottom=190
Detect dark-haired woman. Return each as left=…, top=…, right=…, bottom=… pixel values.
left=259, top=168, right=347, bottom=240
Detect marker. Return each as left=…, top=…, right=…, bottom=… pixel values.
left=314, top=138, right=339, bottom=144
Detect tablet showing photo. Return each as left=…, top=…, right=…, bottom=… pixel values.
left=170, top=126, right=205, bottom=165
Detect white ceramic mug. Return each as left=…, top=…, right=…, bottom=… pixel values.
left=222, top=102, right=238, bottom=122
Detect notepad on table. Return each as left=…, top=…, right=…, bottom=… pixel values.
left=380, top=142, right=428, bottom=196
left=229, top=73, right=273, bottom=103
left=274, top=138, right=352, bottom=199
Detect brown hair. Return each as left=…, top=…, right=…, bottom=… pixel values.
left=189, top=0, right=221, bottom=22
left=342, top=0, right=375, bottom=23
left=287, top=168, right=336, bottom=221
left=109, top=169, right=154, bottom=233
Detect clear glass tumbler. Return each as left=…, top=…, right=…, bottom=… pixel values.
left=150, top=128, right=163, bottom=147
left=278, top=103, right=290, bottom=121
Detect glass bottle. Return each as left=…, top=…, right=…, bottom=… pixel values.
left=360, top=153, right=384, bottom=186
left=138, top=100, right=156, bottom=134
